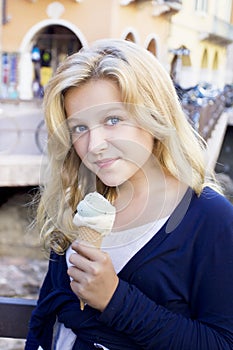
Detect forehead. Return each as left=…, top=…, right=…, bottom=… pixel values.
left=64, top=79, right=122, bottom=117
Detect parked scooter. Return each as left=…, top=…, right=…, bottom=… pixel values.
left=174, top=82, right=225, bottom=135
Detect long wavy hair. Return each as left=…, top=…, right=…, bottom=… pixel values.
left=37, top=38, right=219, bottom=254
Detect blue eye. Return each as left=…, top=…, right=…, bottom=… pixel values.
left=106, top=117, right=120, bottom=126
left=71, top=125, right=87, bottom=134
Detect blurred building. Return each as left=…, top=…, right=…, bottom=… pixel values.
left=169, top=0, right=233, bottom=88
left=0, top=0, right=183, bottom=186
left=0, top=0, right=181, bottom=101
left=1, top=1, right=233, bottom=99
left=0, top=0, right=232, bottom=186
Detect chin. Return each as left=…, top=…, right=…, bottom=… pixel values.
left=100, top=176, right=125, bottom=188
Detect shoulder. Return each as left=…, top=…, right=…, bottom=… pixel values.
left=192, top=186, right=233, bottom=220
left=165, top=187, right=233, bottom=235
left=186, top=187, right=233, bottom=245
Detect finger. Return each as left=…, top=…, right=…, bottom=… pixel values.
left=73, top=241, right=104, bottom=261
left=69, top=252, right=91, bottom=272
left=72, top=239, right=94, bottom=250
left=70, top=277, right=86, bottom=302
left=67, top=265, right=85, bottom=280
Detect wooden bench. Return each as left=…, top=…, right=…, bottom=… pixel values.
left=0, top=297, right=36, bottom=339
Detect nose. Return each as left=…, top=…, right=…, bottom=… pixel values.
left=88, top=126, right=108, bottom=154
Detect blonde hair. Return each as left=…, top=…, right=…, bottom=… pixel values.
left=37, top=38, right=220, bottom=254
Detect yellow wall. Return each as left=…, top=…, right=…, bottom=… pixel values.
left=1, top=0, right=176, bottom=99
left=3, top=0, right=112, bottom=51
left=2, top=0, right=170, bottom=59
left=2, top=0, right=232, bottom=97
left=168, top=0, right=232, bottom=87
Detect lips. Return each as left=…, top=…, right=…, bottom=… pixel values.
left=95, top=158, right=119, bottom=169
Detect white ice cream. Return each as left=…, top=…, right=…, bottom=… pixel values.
left=73, top=192, right=116, bottom=236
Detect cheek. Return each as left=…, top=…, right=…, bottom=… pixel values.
left=112, top=131, right=154, bottom=161
left=138, top=130, right=154, bottom=151
left=135, top=132, right=154, bottom=161
left=72, top=136, right=88, bottom=160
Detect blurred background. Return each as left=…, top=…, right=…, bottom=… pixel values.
left=0, top=0, right=233, bottom=348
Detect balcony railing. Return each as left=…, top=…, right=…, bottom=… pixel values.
left=201, top=16, right=233, bottom=45
left=152, top=0, right=182, bottom=16
left=120, top=0, right=182, bottom=11
left=164, top=0, right=182, bottom=6
left=211, top=16, right=233, bottom=44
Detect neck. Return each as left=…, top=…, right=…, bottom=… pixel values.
left=116, top=157, right=166, bottom=202
left=113, top=161, right=163, bottom=225
left=112, top=160, right=188, bottom=231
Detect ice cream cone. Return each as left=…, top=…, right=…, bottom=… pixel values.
left=77, top=226, right=103, bottom=310
left=77, top=226, right=103, bottom=249
left=73, top=192, right=116, bottom=310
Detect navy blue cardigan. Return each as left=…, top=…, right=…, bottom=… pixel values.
left=25, top=187, right=233, bottom=349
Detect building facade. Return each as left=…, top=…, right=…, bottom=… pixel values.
left=169, top=0, right=233, bottom=87
left=1, top=0, right=233, bottom=99
left=0, top=0, right=181, bottom=100
left=0, top=0, right=232, bottom=185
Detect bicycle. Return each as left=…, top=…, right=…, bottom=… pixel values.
left=35, top=119, right=47, bottom=155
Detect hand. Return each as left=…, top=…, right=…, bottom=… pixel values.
left=67, top=241, right=119, bottom=312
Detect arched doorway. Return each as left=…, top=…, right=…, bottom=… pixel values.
left=18, top=20, right=87, bottom=100
left=201, top=48, right=208, bottom=69
left=212, top=51, right=221, bottom=86
left=31, top=25, right=83, bottom=98
left=200, top=47, right=209, bottom=83
left=212, top=51, right=219, bottom=70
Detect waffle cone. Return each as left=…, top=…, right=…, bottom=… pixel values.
left=77, top=226, right=103, bottom=249
left=77, top=226, right=103, bottom=310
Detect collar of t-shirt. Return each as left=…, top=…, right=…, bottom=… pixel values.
left=66, top=216, right=169, bottom=274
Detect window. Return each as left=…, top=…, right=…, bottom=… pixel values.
left=195, top=0, right=208, bottom=13
left=146, top=38, right=157, bottom=56
left=215, top=0, right=232, bottom=21
left=164, top=0, right=182, bottom=3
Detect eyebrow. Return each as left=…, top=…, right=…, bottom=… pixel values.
left=66, top=103, right=127, bottom=126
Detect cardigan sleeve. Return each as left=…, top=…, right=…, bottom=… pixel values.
left=99, top=277, right=233, bottom=350
left=99, top=203, right=233, bottom=349
left=25, top=252, right=66, bottom=350
left=24, top=256, right=55, bottom=350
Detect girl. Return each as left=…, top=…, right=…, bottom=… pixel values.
left=25, top=39, right=233, bottom=349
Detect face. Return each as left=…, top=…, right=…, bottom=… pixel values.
left=64, top=79, right=154, bottom=187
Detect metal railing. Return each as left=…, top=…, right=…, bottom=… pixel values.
left=0, top=297, right=36, bottom=339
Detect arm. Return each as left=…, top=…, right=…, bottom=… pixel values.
left=99, top=277, right=233, bottom=349
left=25, top=254, right=55, bottom=350
left=25, top=252, right=74, bottom=350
